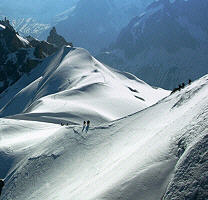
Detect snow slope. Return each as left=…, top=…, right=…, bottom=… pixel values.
left=0, top=72, right=208, bottom=199
left=0, top=46, right=169, bottom=124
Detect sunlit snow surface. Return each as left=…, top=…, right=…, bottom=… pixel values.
left=16, top=34, right=30, bottom=46
left=0, top=24, right=6, bottom=31
left=0, top=47, right=168, bottom=123
left=0, top=47, right=208, bottom=200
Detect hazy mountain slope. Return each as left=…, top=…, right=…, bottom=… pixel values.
left=0, top=46, right=169, bottom=123
left=97, top=0, right=208, bottom=89
left=55, top=0, right=154, bottom=54
left=1, top=0, right=153, bottom=48
left=0, top=0, right=78, bottom=22
left=0, top=0, right=78, bottom=38
left=0, top=73, right=208, bottom=200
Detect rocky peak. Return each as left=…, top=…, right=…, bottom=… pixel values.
left=0, top=22, right=62, bottom=94
left=0, top=17, right=14, bottom=31
left=47, top=27, right=73, bottom=48
left=0, top=20, right=73, bottom=94
left=0, top=18, right=28, bottom=53
left=26, top=36, right=58, bottom=59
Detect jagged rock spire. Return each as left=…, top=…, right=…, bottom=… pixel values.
left=47, top=27, right=73, bottom=48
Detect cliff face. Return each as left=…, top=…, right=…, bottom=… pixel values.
left=0, top=21, right=70, bottom=94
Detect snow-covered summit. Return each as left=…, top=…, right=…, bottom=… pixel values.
left=0, top=46, right=169, bottom=124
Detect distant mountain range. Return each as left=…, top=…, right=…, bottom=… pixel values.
left=55, top=0, right=154, bottom=53
left=0, top=0, right=78, bottom=23
left=97, top=0, right=208, bottom=89
left=0, top=0, right=153, bottom=53
left=0, top=0, right=78, bottom=38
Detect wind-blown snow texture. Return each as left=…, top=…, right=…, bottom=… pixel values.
left=0, top=46, right=208, bottom=199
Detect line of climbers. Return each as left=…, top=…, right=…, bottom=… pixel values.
left=171, top=79, right=192, bottom=94
left=82, top=120, right=90, bottom=133
left=61, top=120, right=91, bottom=133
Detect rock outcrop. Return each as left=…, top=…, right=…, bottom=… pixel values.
left=47, top=27, right=73, bottom=48
left=0, top=20, right=71, bottom=94
left=27, top=36, right=58, bottom=59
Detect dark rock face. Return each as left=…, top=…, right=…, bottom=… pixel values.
left=27, top=36, right=58, bottom=59
left=0, top=20, right=70, bottom=94
left=47, top=27, right=73, bottom=48
left=0, top=19, right=31, bottom=93
left=98, top=0, right=208, bottom=89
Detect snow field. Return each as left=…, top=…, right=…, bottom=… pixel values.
left=1, top=73, right=208, bottom=199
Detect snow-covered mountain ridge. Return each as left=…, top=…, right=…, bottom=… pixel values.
left=0, top=68, right=208, bottom=199
left=0, top=46, right=169, bottom=123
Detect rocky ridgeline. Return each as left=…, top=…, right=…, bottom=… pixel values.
left=0, top=19, right=72, bottom=94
